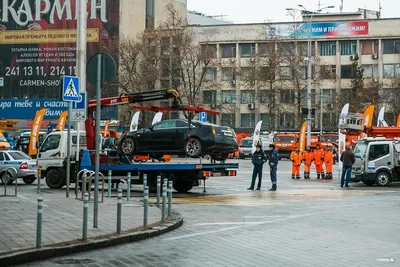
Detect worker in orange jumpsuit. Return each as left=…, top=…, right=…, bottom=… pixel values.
left=313, top=144, right=325, bottom=179
left=290, top=146, right=302, bottom=179
left=323, top=145, right=334, bottom=179
left=302, top=146, right=313, bottom=179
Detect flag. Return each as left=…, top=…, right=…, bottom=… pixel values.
left=152, top=112, right=163, bottom=125
left=377, top=107, right=385, bottom=126
left=299, top=121, right=307, bottom=153
left=251, top=120, right=263, bottom=154
left=397, top=114, right=400, bottom=127
left=29, top=108, right=46, bottom=156
left=338, top=103, right=349, bottom=170
left=56, top=111, right=68, bottom=131
left=130, top=111, right=141, bottom=132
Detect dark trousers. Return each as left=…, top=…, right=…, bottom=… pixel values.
left=341, top=165, right=352, bottom=186
left=251, top=165, right=263, bottom=189
left=270, top=166, right=277, bottom=189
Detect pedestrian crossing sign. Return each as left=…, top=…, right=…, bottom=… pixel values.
left=62, top=76, right=80, bottom=102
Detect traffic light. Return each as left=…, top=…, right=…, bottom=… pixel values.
left=301, top=108, right=316, bottom=116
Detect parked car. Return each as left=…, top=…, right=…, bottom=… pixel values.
left=118, top=119, right=238, bottom=161
left=239, top=137, right=253, bottom=159
left=0, top=134, right=10, bottom=150
left=0, top=150, right=38, bottom=185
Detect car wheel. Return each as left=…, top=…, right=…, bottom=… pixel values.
left=376, top=172, right=390, bottom=186
left=1, top=172, right=14, bottom=185
left=120, top=137, right=136, bottom=155
left=185, top=138, right=202, bottom=158
left=173, top=180, right=193, bottom=193
left=23, top=177, right=36, bottom=184
left=45, top=169, right=65, bottom=189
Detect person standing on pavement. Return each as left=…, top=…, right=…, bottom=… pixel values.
left=247, top=144, right=267, bottom=190
left=323, top=145, right=334, bottom=179
left=313, top=144, right=325, bottom=179
left=340, top=146, right=355, bottom=187
left=268, top=144, right=279, bottom=191
left=302, top=146, right=313, bottom=179
left=290, top=146, right=302, bottom=179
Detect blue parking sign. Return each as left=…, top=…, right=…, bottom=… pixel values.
left=199, top=112, right=207, bottom=122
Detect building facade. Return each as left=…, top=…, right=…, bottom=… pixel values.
left=190, top=10, right=400, bottom=131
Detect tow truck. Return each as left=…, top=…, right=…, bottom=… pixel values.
left=37, top=89, right=239, bottom=193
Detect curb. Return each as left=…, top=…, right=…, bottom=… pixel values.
left=0, top=212, right=183, bottom=267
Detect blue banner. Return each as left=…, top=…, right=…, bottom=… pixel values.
left=0, top=99, right=117, bottom=120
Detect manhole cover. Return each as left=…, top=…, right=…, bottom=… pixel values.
left=54, top=259, right=95, bottom=265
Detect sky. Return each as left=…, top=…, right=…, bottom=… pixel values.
left=187, top=0, right=398, bottom=24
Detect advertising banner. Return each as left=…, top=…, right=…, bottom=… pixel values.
left=377, top=107, right=385, bottom=126
left=0, top=0, right=119, bottom=119
left=299, top=121, right=307, bottom=153
left=29, top=107, right=46, bottom=156
left=267, top=21, right=369, bottom=38
left=251, top=120, right=263, bottom=154
left=56, top=110, right=68, bottom=131
left=338, top=103, right=349, bottom=170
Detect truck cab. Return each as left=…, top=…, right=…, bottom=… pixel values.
left=352, top=138, right=400, bottom=186
left=37, top=131, right=86, bottom=189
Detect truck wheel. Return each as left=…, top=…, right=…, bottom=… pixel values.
left=173, top=180, right=193, bottom=193
left=23, top=177, right=36, bottom=184
left=45, top=169, right=65, bottom=189
left=376, top=172, right=390, bottom=186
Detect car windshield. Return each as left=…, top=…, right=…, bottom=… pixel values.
left=321, top=135, right=338, bottom=142
left=274, top=136, right=294, bottom=142
left=354, top=142, right=368, bottom=160
left=8, top=151, right=30, bottom=160
left=20, top=136, right=30, bottom=144
left=240, top=139, right=253, bottom=147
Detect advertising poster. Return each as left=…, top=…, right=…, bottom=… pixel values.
left=0, top=0, right=120, bottom=119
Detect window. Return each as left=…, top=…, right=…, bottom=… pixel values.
left=207, top=114, right=217, bottom=124
left=279, top=113, right=294, bottom=127
left=319, top=41, right=336, bottom=56
left=201, top=44, right=217, bottom=58
left=240, top=43, right=256, bottom=57
left=320, top=65, right=336, bottom=79
left=72, top=136, right=86, bottom=145
left=340, top=89, right=351, bottom=103
left=241, top=114, right=255, bottom=127
left=203, top=90, right=217, bottom=105
left=340, top=40, right=357, bottom=55
left=259, top=43, right=275, bottom=56
left=382, top=88, right=397, bottom=100
left=260, top=90, right=270, bottom=104
left=383, top=64, right=400, bottom=78
left=261, top=113, right=275, bottom=127
left=153, top=120, right=176, bottom=130
left=368, top=144, right=390, bottom=160
left=221, top=68, right=234, bottom=81
left=240, top=90, right=255, bottom=104
left=362, top=40, right=379, bottom=55
left=222, top=90, right=236, bottom=104
left=8, top=151, right=30, bottom=160
left=322, top=89, right=335, bottom=103
left=322, top=113, right=337, bottom=128
left=0, top=152, right=9, bottom=161
left=40, top=134, right=61, bottom=152
left=300, top=89, right=316, bottom=105
left=279, top=43, right=295, bottom=56
left=220, top=44, right=237, bottom=58
left=145, top=0, right=155, bottom=29
left=221, top=114, right=235, bottom=127
left=260, top=66, right=276, bottom=80
left=279, top=66, right=293, bottom=80
left=363, top=64, right=379, bottom=78
left=341, top=65, right=352, bottom=79
left=204, top=68, right=216, bottom=81
left=383, top=39, right=400, bottom=54
left=280, top=90, right=295, bottom=104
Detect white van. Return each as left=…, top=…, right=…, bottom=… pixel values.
left=37, top=131, right=87, bottom=189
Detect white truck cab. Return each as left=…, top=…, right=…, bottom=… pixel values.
left=37, top=130, right=86, bottom=189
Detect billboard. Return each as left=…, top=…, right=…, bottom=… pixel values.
left=267, top=21, right=369, bottom=38
left=0, top=0, right=119, bottom=119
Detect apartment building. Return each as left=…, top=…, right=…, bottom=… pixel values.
left=190, top=9, right=400, bottom=131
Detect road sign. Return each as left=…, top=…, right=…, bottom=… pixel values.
left=62, top=76, right=80, bottom=102
left=199, top=112, right=207, bottom=122
left=71, top=92, right=87, bottom=122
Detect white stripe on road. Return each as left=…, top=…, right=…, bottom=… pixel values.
left=163, top=213, right=314, bottom=241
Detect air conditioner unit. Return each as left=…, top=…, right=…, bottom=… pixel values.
left=230, top=58, right=236, bottom=63
left=250, top=58, right=255, bottom=62
left=231, top=80, right=236, bottom=87
left=372, top=54, right=379, bottom=59
left=372, top=78, right=378, bottom=83
left=349, top=55, right=356, bottom=61
left=326, top=103, right=333, bottom=109
left=248, top=103, right=255, bottom=110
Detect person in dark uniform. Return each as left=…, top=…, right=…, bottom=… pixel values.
left=247, top=144, right=267, bottom=190
left=268, top=144, right=279, bottom=191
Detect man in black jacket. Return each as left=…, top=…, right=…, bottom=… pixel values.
left=248, top=144, right=267, bottom=190
left=340, top=146, right=356, bottom=187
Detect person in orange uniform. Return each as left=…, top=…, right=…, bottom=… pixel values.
left=323, top=145, right=334, bottom=179
left=313, top=144, right=325, bottom=179
left=290, top=146, right=302, bottom=179
left=302, top=146, right=313, bottom=179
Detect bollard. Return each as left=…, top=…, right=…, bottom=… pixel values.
left=117, top=189, right=122, bottom=233
left=156, top=175, right=161, bottom=208
left=82, top=193, right=89, bottom=240
left=143, top=174, right=147, bottom=190
left=168, top=181, right=173, bottom=216
left=127, top=172, right=131, bottom=201
left=143, top=186, right=149, bottom=226
left=14, top=177, right=18, bottom=196
left=37, top=169, right=41, bottom=194
left=36, top=197, right=43, bottom=248
left=107, top=170, right=112, bottom=198
left=162, top=183, right=167, bottom=221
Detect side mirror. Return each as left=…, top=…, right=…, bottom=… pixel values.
left=149, top=126, right=154, bottom=131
